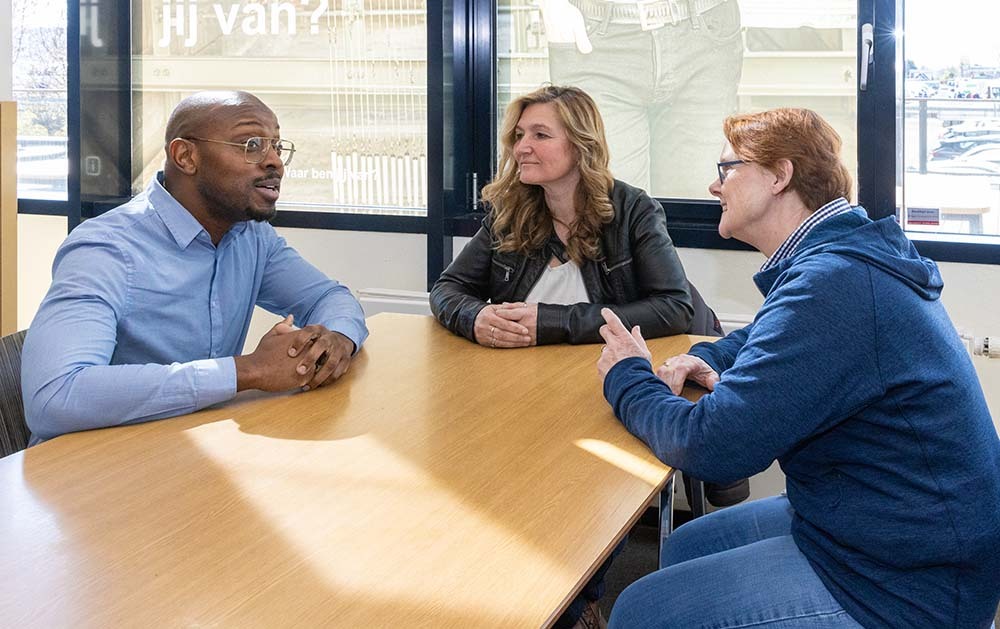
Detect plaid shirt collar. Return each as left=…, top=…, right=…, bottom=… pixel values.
left=761, top=197, right=852, bottom=272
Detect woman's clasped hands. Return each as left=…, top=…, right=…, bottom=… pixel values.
left=473, top=302, right=538, bottom=348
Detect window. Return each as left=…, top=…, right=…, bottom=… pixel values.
left=898, top=0, right=1000, bottom=246
left=12, top=0, right=68, bottom=201
left=496, top=1, right=858, bottom=202
left=16, top=0, right=1000, bottom=271
left=126, top=0, right=428, bottom=217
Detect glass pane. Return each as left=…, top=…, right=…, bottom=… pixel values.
left=898, top=0, right=1000, bottom=240
left=12, top=0, right=68, bottom=200
left=133, top=0, right=427, bottom=216
left=497, top=0, right=858, bottom=200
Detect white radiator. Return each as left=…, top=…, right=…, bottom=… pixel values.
left=358, top=288, right=432, bottom=316
left=717, top=314, right=754, bottom=335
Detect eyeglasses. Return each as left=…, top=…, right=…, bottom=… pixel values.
left=717, top=159, right=746, bottom=184
left=183, top=136, right=296, bottom=166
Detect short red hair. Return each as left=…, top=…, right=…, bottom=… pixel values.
left=723, top=108, right=853, bottom=212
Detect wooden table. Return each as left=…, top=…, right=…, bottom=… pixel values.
left=0, top=313, right=710, bottom=628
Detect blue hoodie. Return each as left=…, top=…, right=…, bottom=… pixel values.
left=604, top=208, right=1000, bottom=628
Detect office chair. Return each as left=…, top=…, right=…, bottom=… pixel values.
left=0, top=330, right=30, bottom=458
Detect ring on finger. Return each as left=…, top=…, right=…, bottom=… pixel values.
left=491, top=336, right=497, bottom=348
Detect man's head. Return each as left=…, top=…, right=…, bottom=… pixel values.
left=164, top=91, right=289, bottom=228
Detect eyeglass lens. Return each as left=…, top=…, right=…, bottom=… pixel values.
left=245, top=137, right=294, bottom=165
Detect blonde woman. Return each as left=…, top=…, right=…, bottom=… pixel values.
left=430, top=85, right=701, bottom=350
left=431, top=84, right=711, bottom=628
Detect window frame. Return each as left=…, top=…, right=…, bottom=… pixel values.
left=15, top=0, right=1000, bottom=292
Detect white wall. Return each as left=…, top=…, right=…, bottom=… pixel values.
left=18, top=215, right=66, bottom=329
left=0, top=0, right=11, bottom=100
left=242, top=227, right=426, bottom=345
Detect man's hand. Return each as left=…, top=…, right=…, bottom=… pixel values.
left=495, top=302, right=538, bottom=346
left=655, top=354, right=720, bottom=396
left=597, top=308, right=652, bottom=381
left=538, top=0, right=593, bottom=53
left=474, top=304, right=532, bottom=348
left=292, top=326, right=356, bottom=391
left=235, top=315, right=356, bottom=392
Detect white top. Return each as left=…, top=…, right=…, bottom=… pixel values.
left=525, top=261, right=590, bottom=305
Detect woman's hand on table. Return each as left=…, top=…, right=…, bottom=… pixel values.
left=474, top=304, right=532, bottom=348
left=655, top=354, right=719, bottom=395
left=494, top=302, right=538, bottom=346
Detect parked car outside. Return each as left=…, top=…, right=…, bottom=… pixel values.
left=931, top=135, right=1000, bottom=159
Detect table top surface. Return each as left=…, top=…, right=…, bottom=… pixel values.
left=0, top=314, right=710, bottom=628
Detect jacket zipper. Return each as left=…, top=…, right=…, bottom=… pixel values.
left=601, top=258, right=632, bottom=274
left=494, top=260, right=514, bottom=281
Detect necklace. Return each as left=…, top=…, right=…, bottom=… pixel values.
left=550, top=215, right=575, bottom=230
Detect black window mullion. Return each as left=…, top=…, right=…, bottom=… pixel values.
left=858, top=0, right=896, bottom=220
left=66, top=0, right=82, bottom=231
left=80, top=0, right=133, bottom=221
left=426, top=0, right=449, bottom=290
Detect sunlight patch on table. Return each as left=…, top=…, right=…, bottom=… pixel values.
left=183, top=420, right=576, bottom=623
left=575, top=438, right=666, bottom=485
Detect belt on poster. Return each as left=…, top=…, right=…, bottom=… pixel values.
left=569, top=0, right=730, bottom=31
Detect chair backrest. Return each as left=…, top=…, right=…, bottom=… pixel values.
left=0, top=330, right=29, bottom=458
left=685, top=282, right=723, bottom=338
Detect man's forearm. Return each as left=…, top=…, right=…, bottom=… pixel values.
left=24, top=358, right=236, bottom=442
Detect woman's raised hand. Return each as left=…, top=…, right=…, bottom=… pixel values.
left=597, top=308, right=652, bottom=380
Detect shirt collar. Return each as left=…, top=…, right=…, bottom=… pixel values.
left=761, top=197, right=852, bottom=272
left=148, top=172, right=247, bottom=249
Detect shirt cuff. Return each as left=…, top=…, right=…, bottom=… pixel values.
left=330, top=319, right=369, bottom=355
left=193, top=357, right=238, bottom=408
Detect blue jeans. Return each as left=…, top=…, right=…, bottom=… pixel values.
left=609, top=496, right=864, bottom=628
left=548, top=0, right=743, bottom=199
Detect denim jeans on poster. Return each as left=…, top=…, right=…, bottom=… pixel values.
left=608, top=496, right=864, bottom=628
left=548, top=0, right=744, bottom=199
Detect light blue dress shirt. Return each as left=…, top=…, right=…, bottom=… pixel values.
left=22, top=173, right=368, bottom=444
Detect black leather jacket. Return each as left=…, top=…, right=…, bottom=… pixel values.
left=430, top=180, right=696, bottom=344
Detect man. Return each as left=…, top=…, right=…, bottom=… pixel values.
left=22, top=91, right=368, bottom=444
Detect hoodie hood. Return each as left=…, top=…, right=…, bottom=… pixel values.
left=754, top=207, right=943, bottom=300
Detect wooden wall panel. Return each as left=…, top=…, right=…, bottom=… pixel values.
left=0, top=102, right=17, bottom=335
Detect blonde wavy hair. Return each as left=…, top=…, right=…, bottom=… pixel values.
left=481, top=85, right=615, bottom=264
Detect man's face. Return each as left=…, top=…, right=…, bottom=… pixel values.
left=193, top=103, right=284, bottom=224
